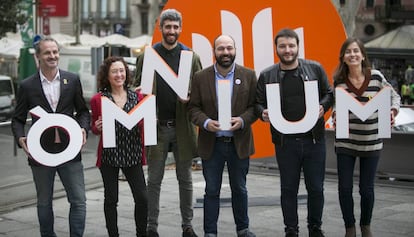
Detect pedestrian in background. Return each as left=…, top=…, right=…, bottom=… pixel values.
left=331, top=37, right=400, bottom=237
left=90, top=56, right=147, bottom=237
left=401, top=81, right=411, bottom=105
left=256, top=28, right=333, bottom=237
left=134, top=8, right=202, bottom=237
left=410, top=81, right=414, bottom=105
left=188, top=35, right=257, bottom=237
left=404, top=64, right=413, bottom=84
left=11, top=36, right=90, bottom=237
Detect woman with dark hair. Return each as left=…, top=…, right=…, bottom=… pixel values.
left=90, top=56, right=147, bottom=237
left=332, top=38, right=400, bottom=237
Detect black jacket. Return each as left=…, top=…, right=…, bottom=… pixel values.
left=11, top=70, right=90, bottom=166
left=256, top=59, right=333, bottom=145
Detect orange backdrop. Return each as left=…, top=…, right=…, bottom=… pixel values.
left=152, top=0, right=347, bottom=158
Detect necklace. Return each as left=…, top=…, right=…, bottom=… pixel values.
left=112, top=91, right=127, bottom=108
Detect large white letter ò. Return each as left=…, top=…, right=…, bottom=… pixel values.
left=27, top=106, right=83, bottom=167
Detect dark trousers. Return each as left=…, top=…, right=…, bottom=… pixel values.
left=275, top=136, right=326, bottom=230
left=31, top=161, right=86, bottom=237
left=336, top=154, right=380, bottom=227
left=100, top=163, right=148, bottom=237
left=202, top=140, right=250, bottom=234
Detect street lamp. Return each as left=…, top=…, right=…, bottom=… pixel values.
left=104, top=15, right=110, bottom=26
left=103, top=15, right=111, bottom=36
left=88, top=16, right=94, bottom=34
left=72, top=0, right=81, bottom=45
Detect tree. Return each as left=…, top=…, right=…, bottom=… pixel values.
left=0, top=0, right=30, bottom=38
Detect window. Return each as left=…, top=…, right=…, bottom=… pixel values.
left=141, top=12, right=148, bottom=34
left=388, top=0, right=401, bottom=8
left=81, top=0, right=90, bottom=19
left=100, top=0, right=108, bottom=18
left=119, top=0, right=127, bottom=19
left=366, top=0, right=374, bottom=8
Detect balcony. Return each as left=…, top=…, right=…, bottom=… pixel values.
left=375, top=5, right=414, bottom=23
left=81, top=12, right=131, bottom=26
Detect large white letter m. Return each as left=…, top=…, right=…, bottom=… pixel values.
left=335, top=87, right=391, bottom=139
left=102, top=95, right=157, bottom=147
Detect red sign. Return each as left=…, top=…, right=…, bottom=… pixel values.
left=40, top=0, right=68, bottom=17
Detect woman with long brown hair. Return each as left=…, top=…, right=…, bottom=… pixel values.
left=90, top=56, right=147, bottom=237
left=332, top=38, right=400, bottom=237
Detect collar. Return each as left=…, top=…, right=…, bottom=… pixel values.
left=156, top=43, right=181, bottom=55
left=214, top=63, right=236, bottom=79
left=39, top=69, right=60, bottom=83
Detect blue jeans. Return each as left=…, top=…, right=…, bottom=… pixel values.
left=100, top=163, right=148, bottom=236
left=275, top=136, right=326, bottom=230
left=336, top=153, right=380, bottom=228
left=31, top=160, right=86, bottom=237
left=146, top=125, right=194, bottom=232
left=202, top=140, right=250, bottom=234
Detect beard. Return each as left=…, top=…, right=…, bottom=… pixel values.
left=215, top=54, right=236, bottom=68
left=162, top=32, right=179, bottom=46
left=277, top=51, right=299, bottom=66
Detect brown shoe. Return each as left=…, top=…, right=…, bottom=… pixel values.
left=182, top=226, right=198, bottom=237
left=345, top=226, right=356, bottom=237
left=361, top=225, right=372, bottom=237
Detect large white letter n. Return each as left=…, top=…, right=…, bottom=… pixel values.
left=102, top=95, right=157, bottom=147
left=140, top=46, right=193, bottom=100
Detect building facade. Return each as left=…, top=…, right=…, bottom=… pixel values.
left=38, top=0, right=413, bottom=40
left=354, top=0, right=414, bottom=42
left=37, top=0, right=167, bottom=37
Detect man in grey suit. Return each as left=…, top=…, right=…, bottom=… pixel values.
left=188, top=35, right=257, bottom=237
left=11, top=36, right=90, bottom=237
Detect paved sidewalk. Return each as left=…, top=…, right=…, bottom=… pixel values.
left=1, top=166, right=414, bottom=237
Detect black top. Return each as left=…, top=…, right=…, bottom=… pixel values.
left=153, top=43, right=181, bottom=120
left=281, top=68, right=306, bottom=121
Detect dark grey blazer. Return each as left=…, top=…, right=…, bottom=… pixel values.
left=188, top=64, right=258, bottom=160
left=11, top=70, right=90, bottom=166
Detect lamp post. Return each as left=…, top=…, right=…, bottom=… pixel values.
left=72, top=0, right=81, bottom=45
left=88, top=16, right=94, bottom=34
left=104, top=15, right=110, bottom=36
